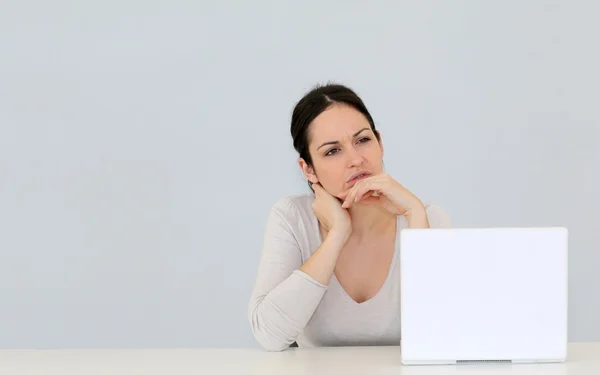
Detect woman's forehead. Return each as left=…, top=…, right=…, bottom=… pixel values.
left=309, top=105, right=371, bottom=142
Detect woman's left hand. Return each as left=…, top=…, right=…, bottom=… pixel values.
left=339, top=173, right=425, bottom=217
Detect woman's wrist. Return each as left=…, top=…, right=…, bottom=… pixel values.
left=325, top=227, right=351, bottom=247
left=404, top=204, right=430, bottom=228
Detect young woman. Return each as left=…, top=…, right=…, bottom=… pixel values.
left=248, top=83, right=451, bottom=351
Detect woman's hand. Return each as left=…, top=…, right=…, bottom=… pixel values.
left=339, top=173, right=427, bottom=219
left=311, top=182, right=352, bottom=242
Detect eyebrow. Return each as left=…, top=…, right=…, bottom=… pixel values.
left=316, top=127, right=371, bottom=151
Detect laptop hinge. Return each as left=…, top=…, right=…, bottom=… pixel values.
left=456, top=359, right=512, bottom=365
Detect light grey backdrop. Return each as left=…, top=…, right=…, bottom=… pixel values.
left=1, top=1, right=598, bottom=348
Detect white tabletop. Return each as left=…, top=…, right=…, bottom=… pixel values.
left=0, top=342, right=598, bottom=375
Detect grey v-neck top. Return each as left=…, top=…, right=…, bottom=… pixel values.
left=248, top=194, right=451, bottom=351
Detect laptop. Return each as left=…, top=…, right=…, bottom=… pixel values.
left=399, top=227, right=568, bottom=365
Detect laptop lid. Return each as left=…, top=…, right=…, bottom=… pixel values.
left=399, top=227, right=568, bottom=365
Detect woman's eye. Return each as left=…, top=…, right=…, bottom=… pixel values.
left=325, top=138, right=370, bottom=156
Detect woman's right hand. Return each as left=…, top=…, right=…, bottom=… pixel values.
left=311, top=183, right=352, bottom=242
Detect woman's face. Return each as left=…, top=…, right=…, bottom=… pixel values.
left=299, top=104, right=384, bottom=198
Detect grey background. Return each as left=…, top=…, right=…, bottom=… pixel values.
left=0, top=1, right=598, bottom=348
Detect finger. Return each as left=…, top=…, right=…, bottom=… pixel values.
left=347, top=180, right=385, bottom=207
left=312, top=182, right=323, bottom=194
left=342, top=181, right=370, bottom=208
left=342, top=174, right=384, bottom=206
left=355, top=189, right=376, bottom=203
left=338, top=188, right=351, bottom=200
left=358, top=195, right=381, bottom=205
left=342, top=186, right=358, bottom=208
left=345, top=179, right=368, bottom=207
left=355, top=180, right=379, bottom=200
left=350, top=191, right=375, bottom=207
left=351, top=183, right=375, bottom=205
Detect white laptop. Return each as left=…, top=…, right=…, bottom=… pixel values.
left=399, top=227, right=568, bottom=365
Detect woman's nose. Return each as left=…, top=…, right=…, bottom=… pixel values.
left=346, top=146, right=364, bottom=167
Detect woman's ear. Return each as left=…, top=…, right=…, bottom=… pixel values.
left=298, top=158, right=319, bottom=184
left=376, top=130, right=384, bottom=158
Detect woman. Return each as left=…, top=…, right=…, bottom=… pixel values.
left=248, top=83, right=451, bottom=351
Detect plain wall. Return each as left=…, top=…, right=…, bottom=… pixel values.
left=0, top=1, right=598, bottom=348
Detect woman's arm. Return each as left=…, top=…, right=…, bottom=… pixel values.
left=248, top=198, right=345, bottom=352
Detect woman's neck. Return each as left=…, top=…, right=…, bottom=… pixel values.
left=347, top=204, right=396, bottom=239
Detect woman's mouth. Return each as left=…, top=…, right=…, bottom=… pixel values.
left=348, top=172, right=371, bottom=185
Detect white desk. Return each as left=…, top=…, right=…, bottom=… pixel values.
left=0, top=342, right=598, bottom=375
